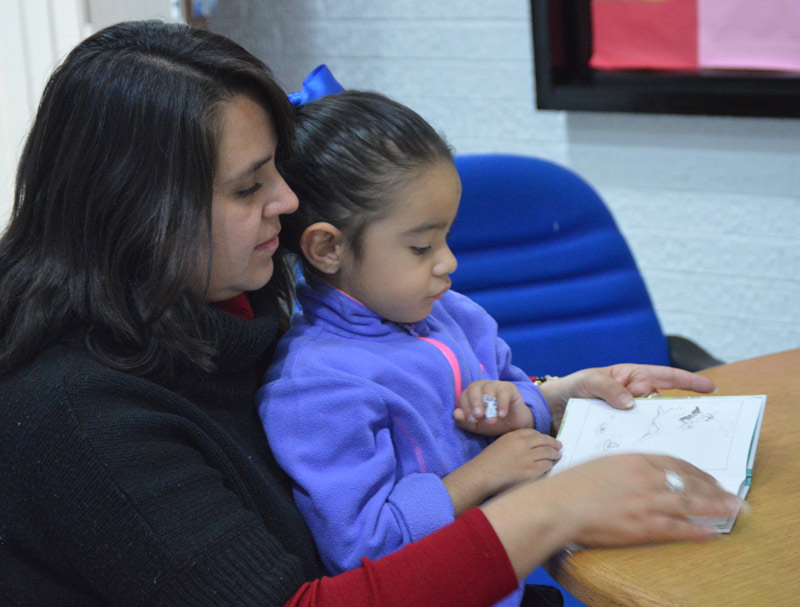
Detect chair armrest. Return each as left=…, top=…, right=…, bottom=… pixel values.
left=667, top=335, right=725, bottom=372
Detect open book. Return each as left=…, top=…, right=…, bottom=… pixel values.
left=549, top=395, right=766, bottom=532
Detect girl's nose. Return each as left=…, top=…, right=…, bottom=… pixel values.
left=433, top=245, right=458, bottom=276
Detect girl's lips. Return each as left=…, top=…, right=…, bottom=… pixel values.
left=255, top=235, right=279, bottom=252
left=429, top=286, right=450, bottom=300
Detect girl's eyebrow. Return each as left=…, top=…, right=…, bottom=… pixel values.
left=219, top=156, right=271, bottom=186
left=401, top=220, right=451, bottom=236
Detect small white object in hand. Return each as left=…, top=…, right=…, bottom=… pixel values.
left=482, top=395, right=498, bottom=419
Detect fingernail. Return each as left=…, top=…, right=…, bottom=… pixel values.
left=621, top=396, right=635, bottom=409
left=467, top=415, right=476, bottom=423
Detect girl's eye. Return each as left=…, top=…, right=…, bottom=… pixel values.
left=410, top=246, right=431, bottom=256
left=237, top=182, right=263, bottom=198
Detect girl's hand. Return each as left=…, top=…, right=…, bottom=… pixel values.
left=477, top=429, right=562, bottom=494
left=540, top=364, right=716, bottom=432
left=442, top=428, right=562, bottom=516
left=454, top=380, right=534, bottom=437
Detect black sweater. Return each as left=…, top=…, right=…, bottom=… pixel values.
left=0, top=311, right=324, bottom=606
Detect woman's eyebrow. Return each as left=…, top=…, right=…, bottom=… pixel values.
left=219, top=156, right=271, bottom=185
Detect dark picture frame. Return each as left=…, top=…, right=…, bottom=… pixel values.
left=531, top=0, right=800, bottom=118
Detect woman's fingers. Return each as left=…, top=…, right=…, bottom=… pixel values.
left=646, top=456, right=745, bottom=523
left=548, top=453, right=742, bottom=547
left=646, top=481, right=740, bottom=522
left=645, top=366, right=716, bottom=393
left=572, top=369, right=637, bottom=410
left=633, top=512, right=721, bottom=543
left=562, top=365, right=718, bottom=414
left=609, top=364, right=717, bottom=398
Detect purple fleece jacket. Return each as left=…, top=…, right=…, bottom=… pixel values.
left=257, top=277, right=551, bottom=582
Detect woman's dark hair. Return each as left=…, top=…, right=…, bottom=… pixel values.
left=279, top=90, right=453, bottom=273
left=0, top=20, right=296, bottom=380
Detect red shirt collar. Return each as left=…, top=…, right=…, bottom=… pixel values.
left=214, top=292, right=254, bottom=320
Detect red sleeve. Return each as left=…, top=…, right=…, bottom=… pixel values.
left=284, top=507, right=518, bottom=607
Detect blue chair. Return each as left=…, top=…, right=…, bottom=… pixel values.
left=449, top=154, right=720, bottom=378
left=450, top=154, right=722, bottom=607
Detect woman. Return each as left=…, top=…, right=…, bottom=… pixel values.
left=0, top=20, right=740, bottom=607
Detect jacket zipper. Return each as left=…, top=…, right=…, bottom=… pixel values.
left=399, top=323, right=462, bottom=409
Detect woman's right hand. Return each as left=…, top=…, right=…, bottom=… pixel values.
left=542, top=453, right=742, bottom=546
left=480, top=453, right=744, bottom=580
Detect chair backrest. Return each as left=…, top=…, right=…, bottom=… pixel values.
left=449, top=154, right=670, bottom=377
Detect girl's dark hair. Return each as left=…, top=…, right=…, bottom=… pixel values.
left=279, top=90, right=453, bottom=272
left=0, top=20, right=296, bottom=380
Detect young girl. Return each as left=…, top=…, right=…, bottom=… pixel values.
left=257, top=91, right=563, bottom=606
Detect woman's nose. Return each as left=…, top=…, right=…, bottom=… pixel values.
left=264, top=178, right=299, bottom=217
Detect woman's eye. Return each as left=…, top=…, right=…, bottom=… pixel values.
left=237, top=182, right=263, bottom=198
left=410, top=246, right=432, bottom=256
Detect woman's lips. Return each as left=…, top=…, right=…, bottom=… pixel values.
left=255, top=235, right=279, bottom=252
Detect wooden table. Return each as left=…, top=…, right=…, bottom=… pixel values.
left=548, top=348, right=800, bottom=607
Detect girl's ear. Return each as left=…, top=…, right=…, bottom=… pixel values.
left=300, top=222, right=345, bottom=274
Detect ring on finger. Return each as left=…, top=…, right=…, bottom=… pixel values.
left=664, top=469, right=686, bottom=494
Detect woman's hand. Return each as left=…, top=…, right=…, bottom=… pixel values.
left=480, top=452, right=742, bottom=580
left=543, top=453, right=739, bottom=547
left=539, top=364, right=716, bottom=433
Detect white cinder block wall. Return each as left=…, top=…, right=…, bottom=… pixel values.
left=209, top=0, right=800, bottom=364
left=0, top=0, right=180, bottom=226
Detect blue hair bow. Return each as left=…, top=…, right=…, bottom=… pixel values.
left=287, top=64, right=345, bottom=107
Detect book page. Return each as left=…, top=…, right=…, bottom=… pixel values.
left=551, top=396, right=765, bottom=497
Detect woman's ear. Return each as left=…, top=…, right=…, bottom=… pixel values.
left=300, top=222, right=345, bottom=274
